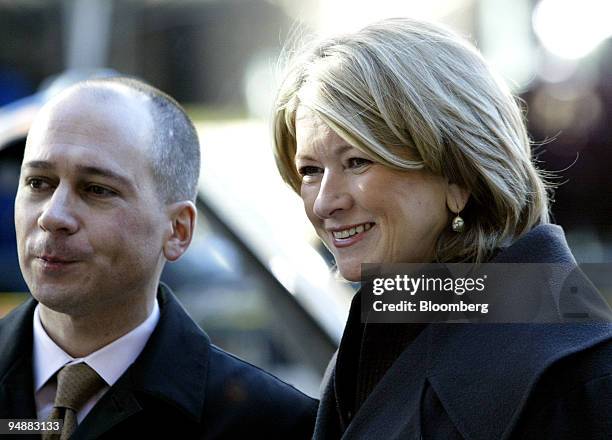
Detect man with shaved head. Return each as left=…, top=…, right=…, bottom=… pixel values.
left=0, top=78, right=316, bottom=439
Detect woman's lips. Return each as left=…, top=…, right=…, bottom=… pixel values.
left=329, top=223, right=375, bottom=248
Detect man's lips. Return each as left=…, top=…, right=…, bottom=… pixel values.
left=28, top=241, right=87, bottom=271
left=35, top=255, right=81, bottom=271
left=37, top=255, right=78, bottom=264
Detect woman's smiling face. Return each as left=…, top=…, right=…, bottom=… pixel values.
left=294, top=106, right=454, bottom=281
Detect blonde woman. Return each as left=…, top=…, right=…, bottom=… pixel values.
left=273, top=18, right=612, bottom=439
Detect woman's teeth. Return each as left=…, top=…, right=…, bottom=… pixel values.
left=333, top=223, right=373, bottom=239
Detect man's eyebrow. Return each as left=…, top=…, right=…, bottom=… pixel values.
left=22, top=160, right=54, bottom=170
left=75, top=165, right=134, bottom=188
left=22, top=160, right=134, bottom=188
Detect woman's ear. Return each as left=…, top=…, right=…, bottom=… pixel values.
left=163, top=201, right=197, bottom=261
left=446, top=183, right=470, bottom=214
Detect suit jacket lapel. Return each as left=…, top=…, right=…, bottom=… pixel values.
left=72, top=371, right=143, bottom=440
left=0, top=298, right=37, bottom=419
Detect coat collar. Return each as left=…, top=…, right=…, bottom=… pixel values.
left=76, top=283, right=209, bottom=437
left=124, top=282, right=208, bottom=419
left=491, top=224, right=576, bottom=264
left=425, top=322, right=612, bottom=440
left=330, top=224, right=612, bottom=439
left=425, top=224, right=612, bottom=439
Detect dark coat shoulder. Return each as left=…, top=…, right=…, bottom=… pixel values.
left=201, top=345, right=317, bottom=438
left=0, top=286, right=317, bottom=439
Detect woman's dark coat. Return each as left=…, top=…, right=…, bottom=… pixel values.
left=314, top=225, right=612, bottom=439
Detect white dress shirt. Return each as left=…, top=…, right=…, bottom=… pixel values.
left=33, top=300, right=160, bottom=423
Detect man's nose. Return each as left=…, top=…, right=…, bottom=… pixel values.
left=312, top=170, right=353, bottom=219
left=37, top=185, right=79, bottom=234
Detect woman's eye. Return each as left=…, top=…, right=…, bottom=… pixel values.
left=298, top=165, right=322, bottom=177
left=348, top=157, right=372, bottom=168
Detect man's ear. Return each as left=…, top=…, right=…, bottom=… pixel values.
left=163, top=201, right=197, bottom=262
left=446, top=183, right=470, bottom=214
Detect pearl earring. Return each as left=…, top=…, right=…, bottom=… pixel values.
left=451, top=213, right=465, bottom=233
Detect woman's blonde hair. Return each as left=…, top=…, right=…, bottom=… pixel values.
left=273, top=18, right=551, bottom=263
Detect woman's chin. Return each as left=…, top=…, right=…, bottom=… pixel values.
left=337, top=264, right=361, bottom=283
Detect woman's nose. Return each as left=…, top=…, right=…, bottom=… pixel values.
left=312, top=171, right=353, bottom=219
left=37, top=185, right=79, bottom=234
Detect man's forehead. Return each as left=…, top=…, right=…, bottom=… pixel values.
left=26, top=84, right=154, bottom=154
left=46, top=84, right=152, bottom=125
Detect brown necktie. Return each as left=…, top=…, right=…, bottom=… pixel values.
left=42, top=363, right=107, bottom=440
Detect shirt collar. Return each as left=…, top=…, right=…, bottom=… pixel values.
left=33, top=299, right=160, bottom=391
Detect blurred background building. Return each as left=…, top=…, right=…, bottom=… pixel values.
left=0, top=0, right=611, bottom=396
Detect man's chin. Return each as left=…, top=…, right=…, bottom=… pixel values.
left=30, top=286, right=90, bottom=316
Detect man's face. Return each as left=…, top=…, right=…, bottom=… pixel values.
left=14, top=88, right=170, bottom=316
